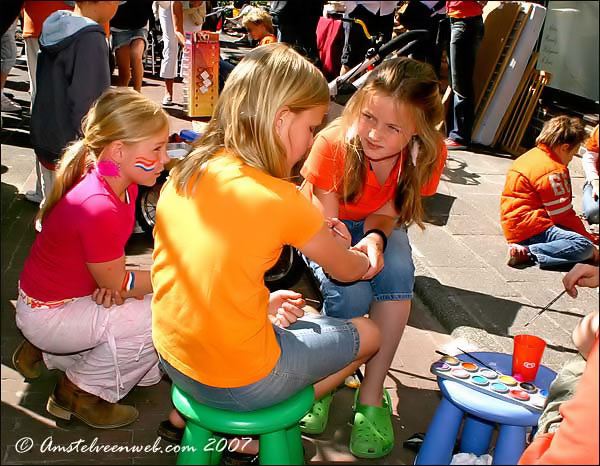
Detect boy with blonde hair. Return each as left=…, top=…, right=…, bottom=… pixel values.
left=501, top=116, right=598, bottom=268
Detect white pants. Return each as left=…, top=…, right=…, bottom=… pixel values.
left=158, top=4, right=179, bottom=79
left=25, top=37, right=44, bottom=199
left=24, top=37, right=40, bottom=106
left=16, top=293, right=160, bottom=403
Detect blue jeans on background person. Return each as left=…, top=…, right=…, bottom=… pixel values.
left=446, top=15, right=484, bottom=145
left=582, top=182, right=599, bottom=225
left=307, top=221, right=415, bottom=319
left=520, top=225, right=595, bottom=269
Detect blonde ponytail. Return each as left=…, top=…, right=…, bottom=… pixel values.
left=35, top=140, right=92, bottom=225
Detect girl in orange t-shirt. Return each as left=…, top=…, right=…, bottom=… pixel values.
left=300, top=57, right=447, bottom=458
left=241, top=7, right=277, bottom=46
left=152, top=43, right=380, bottom=458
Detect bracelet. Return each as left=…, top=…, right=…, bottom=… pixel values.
left=121, top=271, right=135, bottom=291
left=364, top=229, right=388, bottom=252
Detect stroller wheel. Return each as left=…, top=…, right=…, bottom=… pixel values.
left=136, top=182, right=163, bottom=238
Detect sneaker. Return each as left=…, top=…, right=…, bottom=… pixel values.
left=161, top=95, right=173, bottom=106
left=1, top=93, right=22, bottom=113
left=444, top=137, right=467, bottom=151
left=507, top=244, right=532, bottom=267
left=24, top=190, right=42, bottom=204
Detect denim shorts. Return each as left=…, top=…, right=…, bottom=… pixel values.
left=160, top=314, right=359, bottom=411
left=307, top=220, right=415, bottom=319
left=111, top=28, right=148, bottom=52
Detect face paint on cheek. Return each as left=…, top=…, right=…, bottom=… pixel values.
left=134, top=157, right=158, bottom=172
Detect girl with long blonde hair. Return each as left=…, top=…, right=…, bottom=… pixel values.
left=151, top=43, right=380, bottom=458
left=13, top=88, right=170, bottom=429
left=300, top=56, right=447, bottom=458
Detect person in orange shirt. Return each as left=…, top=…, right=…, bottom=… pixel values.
left=151, top=43, right=380, bottom=458
left=444, top=0, right=486, bottom=150
left=500, top=116, right=598, bottom=268
left=241, top=7, right=277, bottom=46
left=581, top=125, right=599, bottom=225
left=519, top=263, right=599, bottom=465
left=300, top=57, right=447, bottom=458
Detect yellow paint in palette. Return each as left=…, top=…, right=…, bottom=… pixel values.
left=499, top=375, right=518, bottom=386
left=441, top=356, right=460, bottom=366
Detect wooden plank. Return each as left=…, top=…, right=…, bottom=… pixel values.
left=503, top=70, right=535, bottom=148
left=473, top=2, right=522, bottom=109
left=472, top=4, right=531, bottom=139
left=493, top=52, right=539, bottom=146
left=510, top=71, right=552, bottom=152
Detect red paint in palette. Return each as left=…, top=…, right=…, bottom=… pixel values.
left=509, top=389, right=530, bottom=401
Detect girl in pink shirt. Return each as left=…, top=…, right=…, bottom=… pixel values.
left=13, top=88, right=170, bottom=429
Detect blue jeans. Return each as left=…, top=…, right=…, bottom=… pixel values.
left=520, top=225, right=595, bottom=268
left=307, top=221, right=415, bottom=319
left=446, top=16, right=484, bottom=144
left=582, top=182, right=599, bottom=224
left=160, top=314, right=359, bottom=411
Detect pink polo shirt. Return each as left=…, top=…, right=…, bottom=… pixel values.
left=20, top=168, right=137, bottom=302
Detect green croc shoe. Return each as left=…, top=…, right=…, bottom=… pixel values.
left=299, top=392, right=333, bottom=435
left=352, top=386, right=392, bottom=413
left=349, top=389, right=394, bottom=459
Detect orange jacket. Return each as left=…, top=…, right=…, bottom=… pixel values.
left=500, top=144, right=594, bottom=243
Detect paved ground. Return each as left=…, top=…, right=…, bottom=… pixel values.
left=2, top=32, right=598, bottom=465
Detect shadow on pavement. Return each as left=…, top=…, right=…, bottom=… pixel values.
left=423, top=193, right=456, bottom=226
left=441, top=156, right=481, bottom=185
left=414, top=275, right=580, bottom=355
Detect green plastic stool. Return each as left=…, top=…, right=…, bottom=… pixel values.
left=171, top=384, right=314, bottom=465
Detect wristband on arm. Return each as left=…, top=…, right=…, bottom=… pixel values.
left=364, top=228, right=388, bottom=252
left=121, top=271, right=135, bottom=291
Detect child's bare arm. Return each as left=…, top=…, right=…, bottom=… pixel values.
left=572, top=311, right=599, bottom=359
left=87, top=257, right=152, bottom=306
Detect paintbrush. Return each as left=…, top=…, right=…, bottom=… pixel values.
left=303, top=297, right=321, bottom=304
left=523, top=289, right=568, bottom=328
left=436, top=349, right=502, bottom=376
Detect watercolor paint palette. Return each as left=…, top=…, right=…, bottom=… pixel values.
left=430, top=357, right=548, bottom=413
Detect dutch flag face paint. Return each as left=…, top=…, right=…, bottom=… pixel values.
left=134, top=157, right=158, bottom=172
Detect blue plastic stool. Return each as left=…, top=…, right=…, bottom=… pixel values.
left=416, top=352, right=556, bottom=465
left=171, top=384, right=314, bottom=465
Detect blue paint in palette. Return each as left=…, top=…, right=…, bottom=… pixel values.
left=491, top=382, right=509, bottom=393
left=471, top=375, right=489, bottom=386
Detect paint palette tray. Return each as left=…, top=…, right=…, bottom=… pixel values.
left=430, top=357, right=548, bottom=413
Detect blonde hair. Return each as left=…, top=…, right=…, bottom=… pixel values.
left=171, top=43, right=329, bottom=192
left=536, top=115, right=586, bottom=150
left=36, top=88, right=169, bottom=225
left=337, top=57, right=443, bottom=228
left=242, top=7, right=274, bottom=34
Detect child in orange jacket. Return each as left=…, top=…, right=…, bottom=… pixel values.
left=500, top=116, right=598, bottom=268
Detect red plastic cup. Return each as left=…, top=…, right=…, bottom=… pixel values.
left=512, top=334, right=546, bottom=382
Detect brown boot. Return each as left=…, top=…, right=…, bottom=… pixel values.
left=47, top=375, right=139, bottom=429
left=12, top=339, right=44, bottom=379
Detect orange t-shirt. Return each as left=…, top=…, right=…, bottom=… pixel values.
left=259, top=34, right=277, bottom=46
left=586, top=125, right=599, bottom=153
left=518, top=338, right=599, bottom=465
left=301, top=123, right=447, bottom=220
left=151, top=150, right=323, bottom=387
left=23, top=1, right=109, bottom=38
left=23, top=1, right=73, bottom=38
left=446, top=1, right=484, bottom=19
left=500, top=144, right=593, bottom=243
